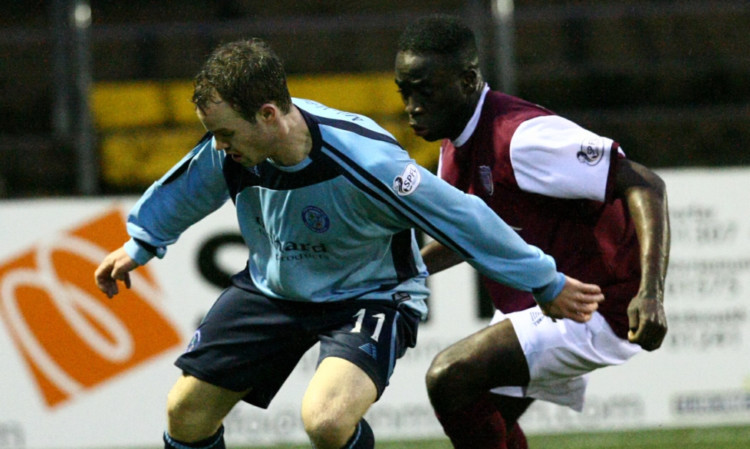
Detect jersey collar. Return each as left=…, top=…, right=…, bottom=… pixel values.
left=452, top=83, right=490, bottom=148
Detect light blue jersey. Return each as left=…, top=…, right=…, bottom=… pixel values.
left=124, top=98, right=565, bottom=319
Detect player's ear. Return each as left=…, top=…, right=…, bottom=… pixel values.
left=460, top=67, right=481, bottom=94
left=258, top=103, right=278, bottom=122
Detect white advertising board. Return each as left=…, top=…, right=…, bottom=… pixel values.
left=0, top=167, right=749, bottom=448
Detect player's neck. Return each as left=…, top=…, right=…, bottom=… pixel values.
left=269, top=106, right=312, bottom=166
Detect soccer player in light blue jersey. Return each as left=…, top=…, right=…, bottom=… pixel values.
left=94, top=38, right=602, bottom=449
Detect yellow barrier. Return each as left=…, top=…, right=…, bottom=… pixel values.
left=288, top=73, right=404, bottom=116
left=93, top=73, right=439, bottom=188
left=92, top=81, right=172, bottom=129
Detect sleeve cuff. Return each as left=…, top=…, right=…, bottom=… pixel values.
left=123, top=238, right=164, bottom=265
left=531, top=272, right=566, bottom=304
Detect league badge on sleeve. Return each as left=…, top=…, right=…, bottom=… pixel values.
left=577, top=135, right=605, bottom=166
left=393, top=163, right=421, bottom=196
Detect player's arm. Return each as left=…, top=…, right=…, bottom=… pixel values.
left=123, top=135, right=229, bottom=265
left=94, top=135, right=229, bottom=297
left=420, top=239, right=464, bottom=275
left=420, top=230, right=601, bottom=321
left=389, top=163, right=601, bottom=321
left=615, top=159, right=670, bottom=350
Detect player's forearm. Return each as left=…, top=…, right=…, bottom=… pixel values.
left=626, top=179, right=670, bottom=300
left=420, top=240, right=464, bottom=275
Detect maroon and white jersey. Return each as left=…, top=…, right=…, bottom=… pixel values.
left=439, top=85, right=640, bottom=338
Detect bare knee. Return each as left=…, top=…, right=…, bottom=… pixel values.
left=427, top=320, right=525, bottom=408
left=166, top=383, right=224, bottom=442
left=426, top=349, right=465, bottom=399
left=301, top=403, right=357, bottom=449
left=300, top=357, right=376, bottom=449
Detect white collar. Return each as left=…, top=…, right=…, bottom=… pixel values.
left=452, top=84, right=490, bottom=147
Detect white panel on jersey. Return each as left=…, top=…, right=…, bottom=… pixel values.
left=510, top=115, right=614, bottom=201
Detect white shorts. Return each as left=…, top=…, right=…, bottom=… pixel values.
left=489, top=306, right=641, bottom=411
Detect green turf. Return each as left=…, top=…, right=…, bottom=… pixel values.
left=222, top=424, right=750, bottom=449
left=527, top=424, right=750, bottom=449
left=112, top=424, right=750, bottom=449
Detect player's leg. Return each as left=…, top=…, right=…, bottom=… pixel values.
left=426, top=318, right=527, bottom=449
left=505, top=421, right=528, bottom=449
left=166, top=282, right=318, bottom=448
left=301, top=301, right=420, bottom=449
left=490, top=395, right=533, bottom=427
left=163, top=374, right=248, bottom=448
left=491, top=396, right=533, bottom=449
left=301, top=357, right=377, bottom=449
left=427, top=318, right=527, bottom=411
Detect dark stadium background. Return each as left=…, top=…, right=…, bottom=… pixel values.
left=1, top=0, right=749, bottom=198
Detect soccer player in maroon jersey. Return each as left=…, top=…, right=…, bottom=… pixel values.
left=395, top=14, right=670, bottom=449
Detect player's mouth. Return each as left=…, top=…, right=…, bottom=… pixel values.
left=409, top=123, right=429, bottom=137
left=225, top=151, right=243, bottom=163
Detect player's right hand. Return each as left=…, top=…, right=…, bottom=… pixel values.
left=539, top=275, right=603, bottom=323
left=94, top=247, right=138, bottom=298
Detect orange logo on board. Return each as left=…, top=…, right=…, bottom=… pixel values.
left=0, top=208, right=181, bottom=408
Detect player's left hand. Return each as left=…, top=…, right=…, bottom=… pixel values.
left=627, top=294, right=667, bottom=351
left=539, top=275, right=604, bottom=323
left=94, top=247, right=138, bottom=298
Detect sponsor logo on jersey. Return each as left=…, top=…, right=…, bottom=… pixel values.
left=393, top=163, right=421, bottom=196
left=0, top=209, right=181, bottom=408
left=577, top=136, right=605, bottom=166
left=301, top=205, right=330, bottom=233
left=272, top=239, right=329, bottom=261
left=479, top=165, right=494, bottom=196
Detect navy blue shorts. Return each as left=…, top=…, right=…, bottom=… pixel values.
left=175, top=281, right=420, bottom=408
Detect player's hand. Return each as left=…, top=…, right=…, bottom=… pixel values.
left=539, top=275, right=603, bottom=323
left=627, top=294, right=667, bottom=351
left=94, top=247, right=138, bottom=298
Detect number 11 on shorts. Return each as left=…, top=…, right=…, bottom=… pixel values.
left=351, top=308, right=385, bottom=342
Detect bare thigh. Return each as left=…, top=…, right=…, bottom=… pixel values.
left=427, top=319, right=529, bottom=411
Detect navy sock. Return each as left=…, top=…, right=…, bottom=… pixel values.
left=163, top=426, right=225, bottom=449
left=341, top=419, right=374, bottom=449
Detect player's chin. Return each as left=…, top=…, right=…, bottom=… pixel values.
left=420, top=133, right=443, bottom=142
left=411, top=125, right=441, bottom=142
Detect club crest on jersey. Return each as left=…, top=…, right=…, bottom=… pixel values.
left=393, top=163, right=421, bottom=196
left=577, top=136, right=605, bottom=166
left=301, top=206, right=330, bottom=233
left=479, top=165, right=494, bottom=195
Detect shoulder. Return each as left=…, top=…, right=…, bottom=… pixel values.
left=475, top=91, right=556, bottom=148
left=295, top=98, right=408, bottom=167
left=294, top=98, right=396, bottom=143
left=484, top=91, right=553, bottom=124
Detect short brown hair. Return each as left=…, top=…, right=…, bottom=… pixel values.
left=192, top=38, right=292, bottom=122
